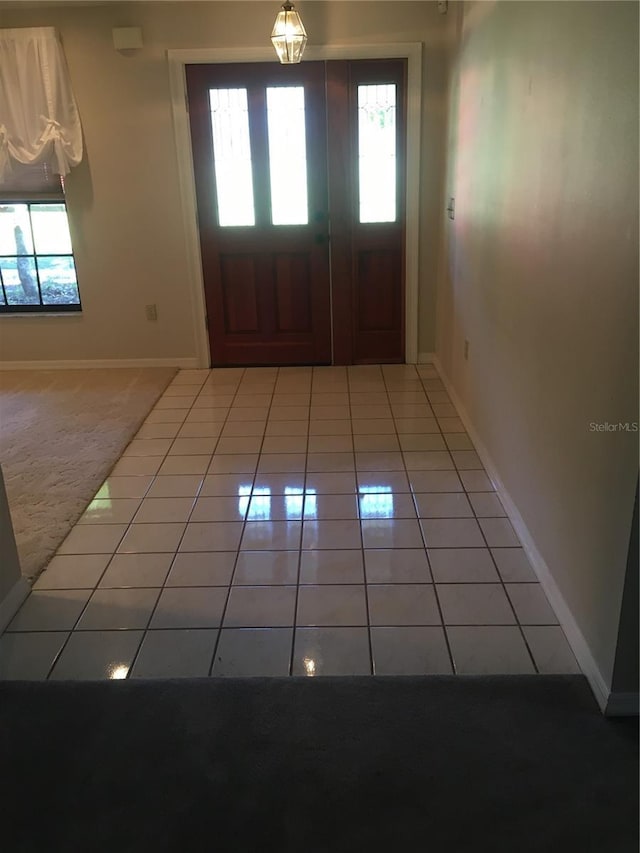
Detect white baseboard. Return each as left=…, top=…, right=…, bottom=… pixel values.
left=0, top=577, right=30, bottom=633
left=418, top=352, right=436, bottom=364
left=0, top=358, right=200, bottom=370
left=432, top=355, right=612, bottom=714
left=605, top=691, right=639, bottom=717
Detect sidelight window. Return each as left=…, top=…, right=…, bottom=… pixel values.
left=357, top=83, right=397, bottom=224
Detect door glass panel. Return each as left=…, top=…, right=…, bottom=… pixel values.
left=209, top=88, right=255, bottom=226
left=266, top=87, right=309, bottom=226
left=357, top=84, right=397, bottom=223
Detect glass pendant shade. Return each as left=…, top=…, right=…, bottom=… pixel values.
left=271, top=2, right=307, bottom=64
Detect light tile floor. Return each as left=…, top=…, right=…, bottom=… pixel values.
left=0, top=364, right=580, bottom=680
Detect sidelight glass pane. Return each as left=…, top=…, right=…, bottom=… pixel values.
left=357, top=84, right=397, bottom=223
left=266, top=87, right=308, bottom=226
left=209, top=88, right=255, bottom=226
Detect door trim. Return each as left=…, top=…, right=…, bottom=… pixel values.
left=168, top=43, right=422, bottom=367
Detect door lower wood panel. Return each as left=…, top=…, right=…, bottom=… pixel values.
left=355, top=243, right=403, bottom=362
left=215, top=247, right=323, bottom=365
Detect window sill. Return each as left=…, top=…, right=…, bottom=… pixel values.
left=0, top=311, right=83, bottom=318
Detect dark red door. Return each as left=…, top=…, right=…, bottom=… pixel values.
left=328, top=59, right=406, bottom=364
left=186, top=62, right=331, bottom=366
left=187, top=59, right=406, bottom=366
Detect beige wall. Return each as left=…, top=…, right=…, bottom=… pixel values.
left=437, top=0, right=639, bottom=689
left=0, top=1, right=451, bottom=363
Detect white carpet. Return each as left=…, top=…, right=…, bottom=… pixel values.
left=0, top=368, right=176, bottom=580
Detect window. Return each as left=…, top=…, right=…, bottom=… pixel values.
left=0, top=27, right=83, bottom=313
left=357, top=83, right=397, bottom=223
left=0, top=165, right=81, bottom=313
left=208, top=85, right=310, bottom=228
left=0, top=202, right=80, bottom=313
left=266, top=86, right=309, bottom=226
left=209, top=88, right=256, bottom=227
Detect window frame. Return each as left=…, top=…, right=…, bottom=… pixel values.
left=0, top=195, right=81, bottom=315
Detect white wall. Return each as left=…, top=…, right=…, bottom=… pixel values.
left=0, top=1, right=451, bottom=364
left=437, top=0, right=639, bottom=694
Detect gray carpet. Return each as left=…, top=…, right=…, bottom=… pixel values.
left=0, top=675, right=636, bottom=852
left=0, top=367, right=176, bottom=579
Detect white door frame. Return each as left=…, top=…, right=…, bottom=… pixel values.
left=167, top=43, right=422, bottom=368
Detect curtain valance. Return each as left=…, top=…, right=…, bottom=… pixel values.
left=0, top=27, right=83, bottom=183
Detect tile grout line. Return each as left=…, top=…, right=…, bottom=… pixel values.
left=209, top=365, right=304, bottom=672
left=399, top=364, right=457, bottom=675
left=127, top=369, right=218, bottom=678
left=43, top=527, right=134, bottom=680
left=43, top=620, right=561, bottom=632
left=104, top=371, right=206, bottom=675
left=61, top=369, right=229, bottom=677
left=206, top=366, right=264, bottom=677
left=435, top=362, right=540, bottom=674
left=41, top=373, right=205, bottom=678
left=287, top=365, right=317, bottom=677
left=417, top=365, right=462, bottom=675
left=353, top=366, right=375, bottom=676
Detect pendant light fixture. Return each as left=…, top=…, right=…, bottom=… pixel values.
left=271, top=2, right=307, bottom=64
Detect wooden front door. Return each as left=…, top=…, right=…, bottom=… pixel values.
left=186, top=59, right=406, bottom=366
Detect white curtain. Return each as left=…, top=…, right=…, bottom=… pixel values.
left=0, top=27, right=83, bottom=182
